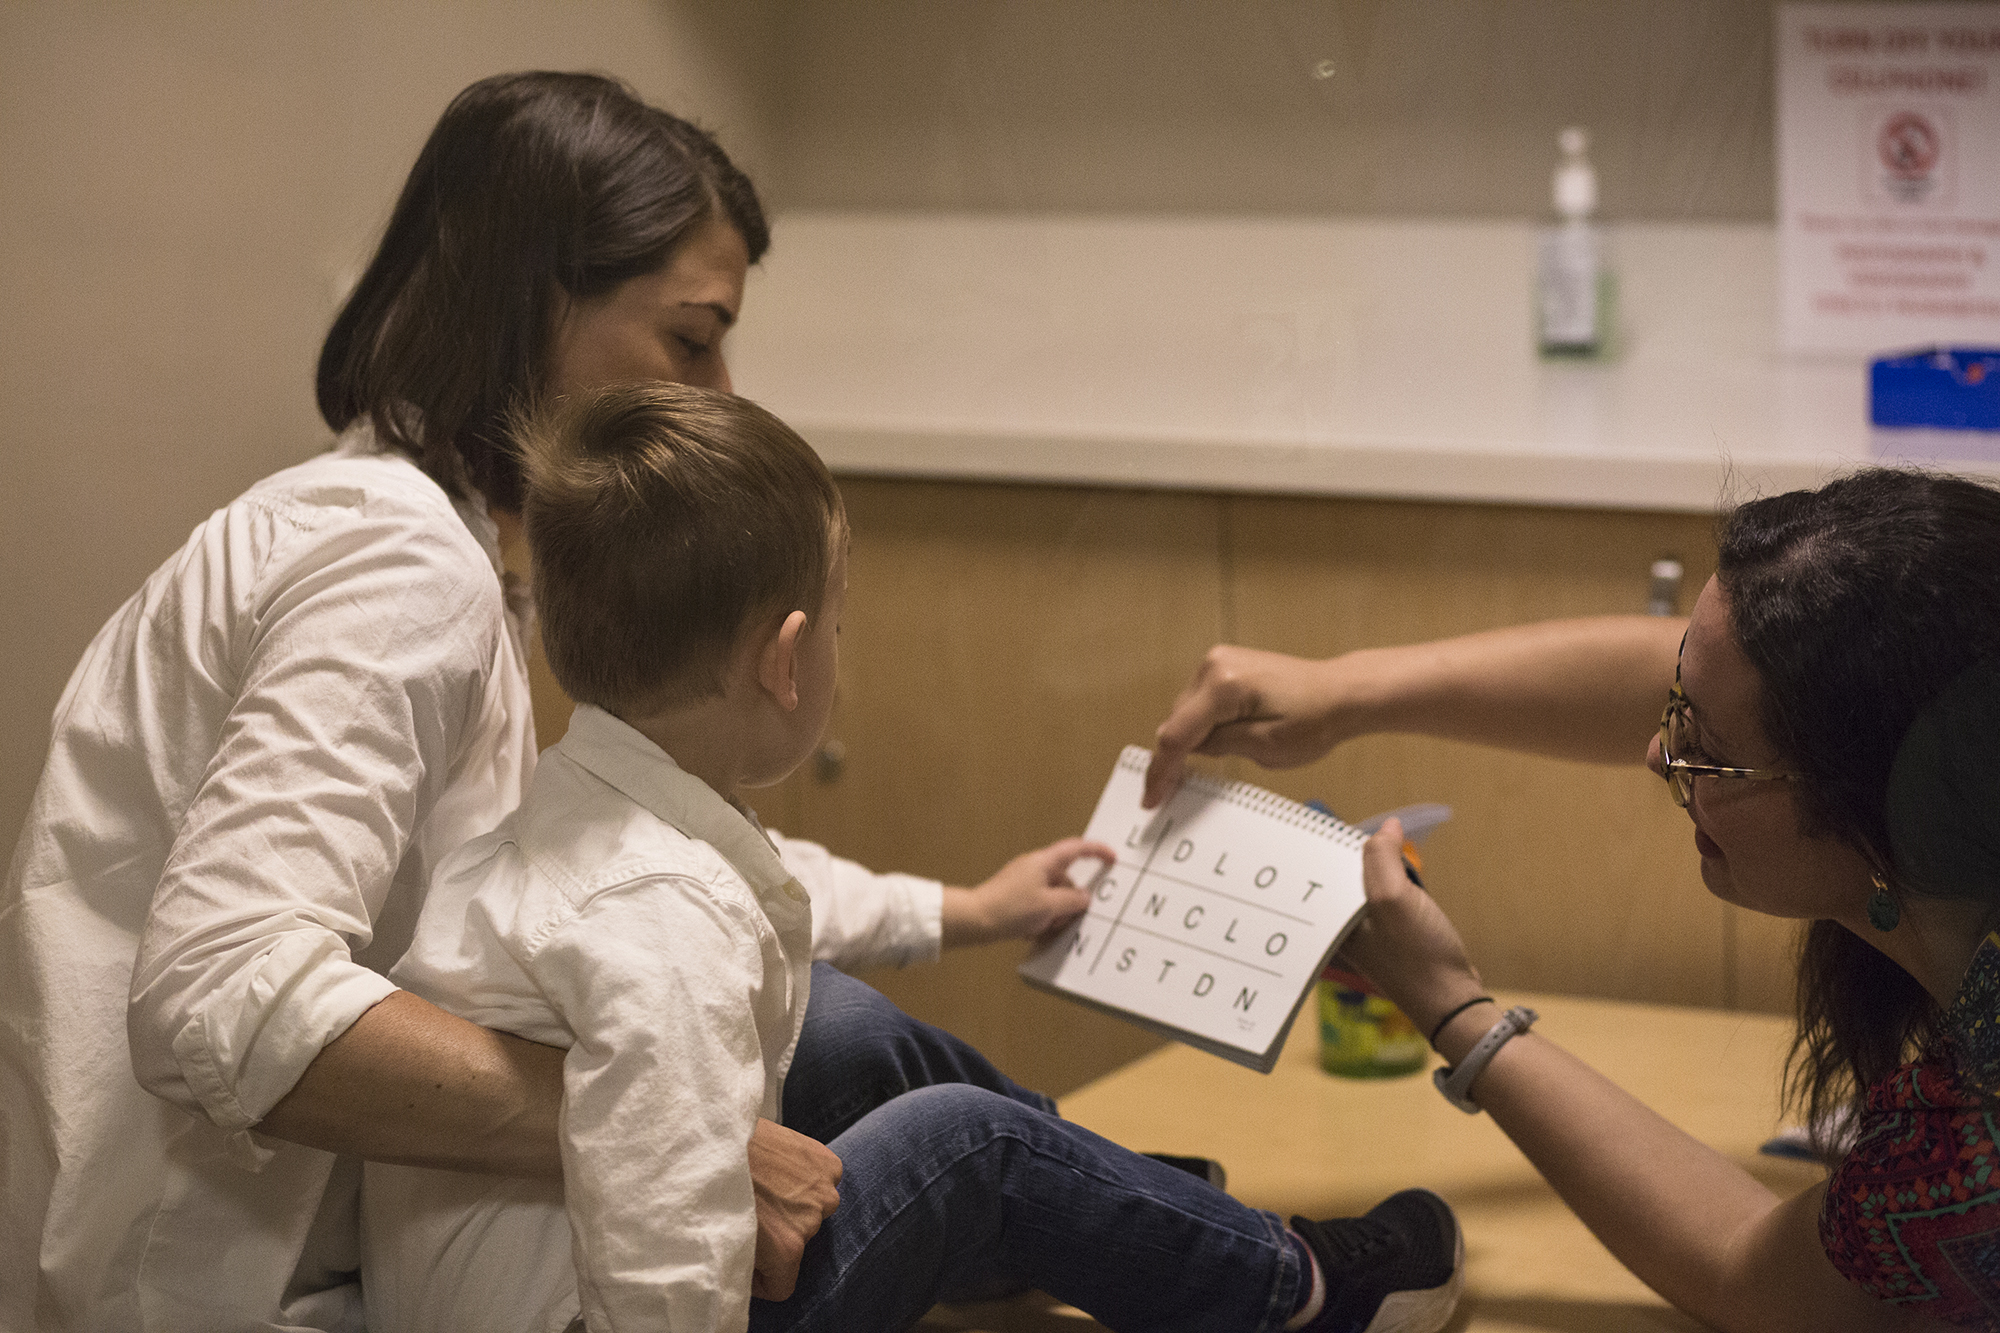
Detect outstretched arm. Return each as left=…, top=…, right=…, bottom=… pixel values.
left=940, top=836, right=1114, bottom=949
left=1339, top=822, right=1950, bottom=1333
left=1145, top=617, right=1685, bottom=807
left=779, top=832, right=1112, bottom=964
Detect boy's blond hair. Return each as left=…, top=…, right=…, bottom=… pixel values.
left=516, top=382, right=845, bottom=715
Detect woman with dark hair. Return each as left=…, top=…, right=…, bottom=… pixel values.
left=0, top=72, right=1120, bottom=1331
left=1149, top=467, right=2000, bottom=1330
left=314, top=69, right=772, bottom=510
left=4, top=69, right=1462, bottom=1333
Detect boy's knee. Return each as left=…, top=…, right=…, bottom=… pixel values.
left=799, top=969, right=923, bottom=1066
left=867, top=1083, right=1031, bottom=1140
left=805, top=963, right=894, bottom=1016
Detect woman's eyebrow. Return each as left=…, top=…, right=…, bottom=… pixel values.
left=1678, top=691, right=1724, bottom=750
left=1683, top=694, right=1758, bottom=762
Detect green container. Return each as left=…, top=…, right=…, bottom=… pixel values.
left=1318, top=974, right=1427, bottom=1079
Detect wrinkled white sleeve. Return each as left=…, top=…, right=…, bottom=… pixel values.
left=532, top=878, right=775, bottom=1333
left=768, top=829, right=942, bottom=971
left=127, top=500, right=500, bottom=1132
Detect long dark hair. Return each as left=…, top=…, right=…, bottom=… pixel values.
left=316, top=71, right=768, bottom=512
left=1717, top=469, right=2000, bottom=1135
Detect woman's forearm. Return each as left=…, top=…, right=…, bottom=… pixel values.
left=256, top=990, right=564, bottom=1177
left=1436, top=1013, right=1930, bottom=1333
left=1147, top=616, right=1684, bottom=806
left=1345, top=824, right=1933, bottom=1333
left=1336, top=615, right=1685, bottom=765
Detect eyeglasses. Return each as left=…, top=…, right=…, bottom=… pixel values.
left=1657, top=655, right=1791, bottom=809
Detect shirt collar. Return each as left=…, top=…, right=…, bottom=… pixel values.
left=552, top=704, right=809, bottom=912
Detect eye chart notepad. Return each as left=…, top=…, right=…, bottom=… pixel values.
left=1019, top=746, right=1368, bottom=1073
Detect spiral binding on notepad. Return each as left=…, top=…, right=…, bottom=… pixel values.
left=1118, top=746, right=1365, bottom=849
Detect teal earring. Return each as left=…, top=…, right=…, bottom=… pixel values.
left=1867, top=873, right=1901, bottom=932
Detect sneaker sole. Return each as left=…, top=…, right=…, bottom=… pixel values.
left=1141, top=1152, right=1228, bottom=1192
left=1359, top=1219, right=1464, bottom=1333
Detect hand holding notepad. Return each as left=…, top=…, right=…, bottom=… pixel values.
left=1019, top=746, right=1372, bottom=1072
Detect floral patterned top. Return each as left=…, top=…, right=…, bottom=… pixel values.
left=1821, top=931, right=2000, bottom=1330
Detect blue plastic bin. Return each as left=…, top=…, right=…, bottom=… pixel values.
left=1870, top=348, right=2000, bottom=431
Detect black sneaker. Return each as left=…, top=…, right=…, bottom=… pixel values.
left=1290, top=1189, right=1463, bottom=1333
left=1142, top=1152, right=1228, bottom=1191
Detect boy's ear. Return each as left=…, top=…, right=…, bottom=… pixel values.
left=755, top=610, right=809, bottom=712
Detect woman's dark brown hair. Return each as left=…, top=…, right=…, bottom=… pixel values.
left=1716, top=469, right=2000, bottom=1142
left=316, top=71, right=768, bottom=512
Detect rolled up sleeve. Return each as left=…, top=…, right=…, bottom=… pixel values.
left=128, top=501, right=501, bottom=1131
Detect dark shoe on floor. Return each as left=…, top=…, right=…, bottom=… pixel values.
left=1142, top=1152, right=1227, bottom=1191
left=1291, top=1189, right=1463, bottom=1333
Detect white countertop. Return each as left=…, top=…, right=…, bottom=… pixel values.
left=729, top=212, right=2000, bottom=514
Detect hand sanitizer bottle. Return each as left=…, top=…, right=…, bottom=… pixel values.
left=1538, top=126, right=1603, bottom=356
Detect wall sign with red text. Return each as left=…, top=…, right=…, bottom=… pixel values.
left=1780, top=4, right=2000, bottom=354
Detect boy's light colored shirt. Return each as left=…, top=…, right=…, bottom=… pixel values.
left=368, top=703, right=817, bottom=1333
left=2, top=432, right=940, bottom=1333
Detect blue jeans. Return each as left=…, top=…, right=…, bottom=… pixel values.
left=752, top=1085, right=1304, bottom=1333
left=761, top=968, right=1305, bottom=1333
left=781, top=962, right=1058, bottom=1141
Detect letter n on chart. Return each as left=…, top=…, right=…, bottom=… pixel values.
left=1088, top=817, right=1170, bottom=976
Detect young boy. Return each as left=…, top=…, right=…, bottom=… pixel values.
left=360, top=382, right=1464, bottom=1333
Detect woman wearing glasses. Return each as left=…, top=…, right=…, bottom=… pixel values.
left=1148, top=467, right=2000, bottom=1332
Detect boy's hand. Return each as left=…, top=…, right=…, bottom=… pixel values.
left=940, top=837, right=1114, bottom=948
left=748, top=1118, right=842, bottom=1301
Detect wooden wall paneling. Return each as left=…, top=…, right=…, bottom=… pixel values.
left=1218, top=494, right=1736, bottom=1008
left=511, top=478, right=1790, bottom=1108
left=524, top=630, right=579, bottom=746
left=762, top=477, right=1227, bottom=1097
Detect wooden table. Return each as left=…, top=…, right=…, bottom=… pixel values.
left=921, top=993, right=1823, bottom=1333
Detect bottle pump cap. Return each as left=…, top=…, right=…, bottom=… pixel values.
left=1553, top=126, right=1597, bottom=220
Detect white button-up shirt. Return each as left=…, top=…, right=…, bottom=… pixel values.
left=0, top=436, right=942, bottom=1332
left=364, top=704, right=821, bottom=1333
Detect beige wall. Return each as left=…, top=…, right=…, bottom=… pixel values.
left=0, top=1, right=779, bottom=845
left=766, top=0, right=1787, bottom=220
left=742, top=479, right=1783, bottom=1096
left=1, top=2, right=1873, bottom=944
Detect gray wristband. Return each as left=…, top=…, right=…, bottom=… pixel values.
left=1433, top=1005, right=1537, bottom=1114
